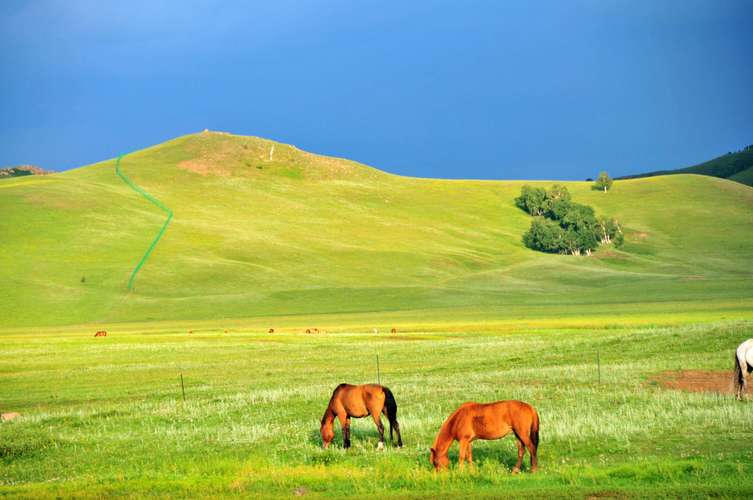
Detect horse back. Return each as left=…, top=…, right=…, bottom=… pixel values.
left=738, top=339, right=753, bottom=368
left=455, top=400, right=537, bottom=440
left=331, top=383, right=386, bottom=418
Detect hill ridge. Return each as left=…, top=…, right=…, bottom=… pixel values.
left=618, top=144, right=753, bottom=187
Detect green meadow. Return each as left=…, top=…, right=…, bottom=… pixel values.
left=2, top=320, right=753, bottom=497
left=2, top=132, right=753, bottom=497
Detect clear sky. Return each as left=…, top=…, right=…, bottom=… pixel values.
left=1, top=0, right=752, bottom=180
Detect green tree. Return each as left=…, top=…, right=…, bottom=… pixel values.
left=544, top=184, right=572, bottom=219
left=522, top=218, right=565, bottom=253
left=597, top=216, right=623, bottom=245
left=514, top=185, right=547, bottom=216
left=517, top=183, right=624, bottom=256
left=592, top=171, right=613, bottom=192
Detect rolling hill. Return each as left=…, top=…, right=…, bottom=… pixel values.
left=618, top=144, right=753, bottom=186
left=2, top=131, right=752, bottom=328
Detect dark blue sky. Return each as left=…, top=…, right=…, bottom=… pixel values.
left=2, top=0, right=752, bottom=180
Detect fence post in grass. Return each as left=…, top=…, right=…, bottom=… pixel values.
left=376, top=354, right=381, bottom=385
left=597, top=350, right=601, bottom=385
left=180, top=373, right=186, bottom=401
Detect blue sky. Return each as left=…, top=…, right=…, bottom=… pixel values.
left=1, top=0, right=752, bottom=180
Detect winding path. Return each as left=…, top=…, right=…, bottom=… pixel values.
left=115, top=154, right=173, bottom=291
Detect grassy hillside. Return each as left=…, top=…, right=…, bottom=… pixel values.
left=2, top=131, right=752, bottom=328
left=619, top=144, right=753, bottom=186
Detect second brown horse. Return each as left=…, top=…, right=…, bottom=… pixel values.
left=430, top=400, right=539, bottom=472
left=321, top=383, right=403, bottom=449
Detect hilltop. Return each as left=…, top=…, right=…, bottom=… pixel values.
left=618, top=144, right=753, bottom=186
left=0, top=165, right=51, bottom=179
left=1, top=131, right=752, bottom=328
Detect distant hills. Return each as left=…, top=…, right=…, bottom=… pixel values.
left=0, top=165, right=51, bottom=179
left=618, top=144, right=753, bottom=186
left=1, top=131, right=752, bottom=328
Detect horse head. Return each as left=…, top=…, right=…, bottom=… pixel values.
left=429, top=447, right=449, bottom=470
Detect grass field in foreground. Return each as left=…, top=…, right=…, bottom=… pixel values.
left=2, top=318, right=753, bottom=498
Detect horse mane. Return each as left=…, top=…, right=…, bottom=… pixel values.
left=321, top=383, right=348, bottom=425
left=433, top=403, right=471, bottom=450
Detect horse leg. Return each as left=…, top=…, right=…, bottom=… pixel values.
left=371, top=411, right=385, bottom=450
left=467, top=441, right=473, bottom=466
left=520, top=435, right=538, bottom=473
left=743, top=370, right=749, bottom=400
left=512, top=438, right=525, bottom=474
left=458, top=439, right=473, bottom=469
left=337, top=413, right=351, bottom=449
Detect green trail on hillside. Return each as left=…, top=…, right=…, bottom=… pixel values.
left=115, top=154, right=173, bottom=291
left=1, top=131, right=752, bottom=328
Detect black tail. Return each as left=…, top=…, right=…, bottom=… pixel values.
left=734, top=353, right=744, bottom=399
left=382, top=386, right=402, bottom=446
left=383, top=386, right=398, bottom=425
left=531, top=411, right=540, bottom=449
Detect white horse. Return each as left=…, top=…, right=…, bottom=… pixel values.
left=734, top=339, right=753, bottom=400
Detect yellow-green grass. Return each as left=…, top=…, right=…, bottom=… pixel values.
left=1, top=131, right=752, bottom=329
left=2, top=320, right=753, bottom=497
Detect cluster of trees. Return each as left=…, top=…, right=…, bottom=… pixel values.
left=515, top=185, right=623, bottom=256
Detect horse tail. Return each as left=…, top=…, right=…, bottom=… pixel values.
left=383, top=386, right=398, bottom=423
left=382, top=386, right=399, bottom=438
left=530, top=408, right=540, bottom=449
left=734, top=352, right=744, bottom=398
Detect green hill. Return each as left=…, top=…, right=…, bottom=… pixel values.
left=2, top=131, right=752, bottom=328
left=618, top=144, right=753, bottom=186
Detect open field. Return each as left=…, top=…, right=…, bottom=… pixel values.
left=2, top=132, right=753, bottom=497
left=2, top=318, right=753, bottom=497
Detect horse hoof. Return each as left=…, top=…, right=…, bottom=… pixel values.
left=377, top=442, right=385, bottom=450
left=512, top=468, right=520, bottom=474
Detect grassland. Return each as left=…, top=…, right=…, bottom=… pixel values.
left=2, top=319, right=753, bottom=497
left=2, top=131, right=753, bottom=497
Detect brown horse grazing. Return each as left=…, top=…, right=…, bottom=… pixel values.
left=94, top=330, right=107, bottom=337
left=430, top=400, right=539, bottom=473
left=321, top=383, right=403, bottom=450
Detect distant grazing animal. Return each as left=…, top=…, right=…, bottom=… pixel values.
left=94, top=330, right=107, bottom=337
left=268, top=328, right=275, bottom=333
left=430, top=400, right=539, bottom=473
left=391, top=328, right=397, bottom=334
left=188, top=330, right=193, bottom=334
left=734, top=339, right=753, bottom=400
left=321, top=383, right=403, bottom=450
